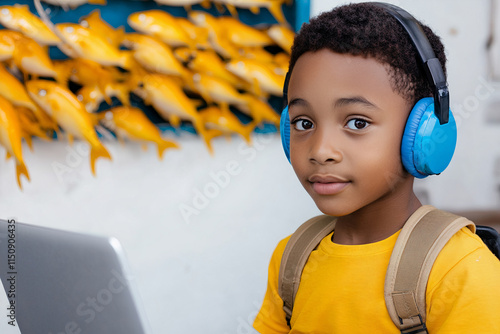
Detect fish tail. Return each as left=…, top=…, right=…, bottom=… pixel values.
left=89, top=143, right=111, bottom=176
left=16, top=161, right=30, bottom=190
left=241, top=123, right=254, bottom=145
left=114, top=26, right=126, bottom=47
left=268, top=2, right=287, bottom=25
left=193, top=120, right=215, bottom=155
left=156, top=139, right=179, bottom=160
left=119, top=50, right=135, bottom=70
left=88, top=0, right=107, bottom=5
left=23, top=133, right=34, bottom=152
left=117, top=84, right=131, bottom=106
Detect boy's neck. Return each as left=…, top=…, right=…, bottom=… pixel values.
left=332, top=186, right=422, bottom=245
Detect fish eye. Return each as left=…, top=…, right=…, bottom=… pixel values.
left=138, top=14, right=146, bottom=22
left=64, top=26, right=74, bottom=34
left=1, top=8, right=10, bottom=16
left=80, top=20, right=88, bottom=28
left=38, top=89, right=47, bottom=97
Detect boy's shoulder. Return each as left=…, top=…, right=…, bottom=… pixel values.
left=431, top=225, right=500, bottom=282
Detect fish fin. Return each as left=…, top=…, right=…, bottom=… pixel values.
left=114, top=26, right=126, bottom=46
left=89, top=143, right=111, bottom=176
left=193, top=119, right=214, bottom=155
left=16, top=161, right=30, bottom=191
left=23, top=134, right=34, bottom=152
left=251, top=78, right=263, bottom=99
left=67, top=133, right=74, bottom=146
left=225, top=4, right=239, bottom=19
left=268, top=2, right=287, bottom=25
left=170, top=115, right=181, bottom=128
left=5, top=151, right=12, bottom=160
left=190, top=99, right=205, bottom=109
left=100, top=86, right=112, bottom=105
left=214, top=2, right=225, bottom=14
left=119, top=50, right=135, bottom=70
left=250, top=6, right=260, bottom=15
left=89, top=0, right=107, bottom=5
left=201, top=0, right=211, bottom=9
left=117, top=84, right=131, bottom=106
left=240, top=122, right=254, bottom=145
left=156, top=139, right=179, bottom=160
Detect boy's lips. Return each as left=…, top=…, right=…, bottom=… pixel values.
left=308, top=174, right=351, bottom=195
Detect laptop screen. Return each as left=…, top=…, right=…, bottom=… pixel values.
left=0, top=218, right=150, bottom=334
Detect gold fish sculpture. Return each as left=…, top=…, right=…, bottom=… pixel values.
left=0, top=63, right=57, bottom=131
left=133, top=73, right=214, bottom=154
left=240, top=94, right=280, bottom=127
left=199, top=106, right=253, bottom=145
left=55, top=23, right=133, bottom=70
left=153, top=0, right=211, bottom=11
left=79, top=9, right=125, bottom=48
left=100, top=106, right=179, bottom=160
left=41, top=0, right=107, bottom=10
left=26, top=79, right=112, bottom=175
left=0, top=4, right=60, bottom=45
left=122, top=33, right=192, bottom=83
left=127, top=10, right=195, bottom=48
left=226, top=58, right=284, bottom=97
left=0, top=30, right=57, bottom=81
left=267, top=24, right=294, bottom=53
left=176, top=48, right=244, bottom=89
left=191, top=72, right=248, bottom=111
left=188, top=11, right=241, bottom=59
left=0, top=95, right=30, bottom=189
left=213, top=0, right=288, bottom=26
left=217, top=16, right=274, bottom=48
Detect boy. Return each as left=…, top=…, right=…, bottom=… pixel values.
left=253, top=3, right=500, bottom=333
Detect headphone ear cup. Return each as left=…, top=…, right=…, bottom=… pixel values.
left=280, top=106, right=291, bottom=162
left=401, top=97, right=457, bottom=178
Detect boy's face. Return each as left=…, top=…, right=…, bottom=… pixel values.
left=287, top=49, right=413, bottom=216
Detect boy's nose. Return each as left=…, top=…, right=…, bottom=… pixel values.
left=309, top=128, right=343, bottom=164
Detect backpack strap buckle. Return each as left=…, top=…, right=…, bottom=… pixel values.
left=401, top=316, right=428, bottom=334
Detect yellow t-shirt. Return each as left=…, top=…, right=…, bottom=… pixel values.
left=253, top=226, right=500, bottom=333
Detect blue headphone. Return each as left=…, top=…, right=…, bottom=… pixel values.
left=280, top=2, right=457, bottom=179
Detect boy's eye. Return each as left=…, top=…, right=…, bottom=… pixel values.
left=293, top=119, right=314, bottom=131
left=346, top=118, right=369, bottom=130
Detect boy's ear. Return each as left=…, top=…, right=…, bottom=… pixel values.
left=401, top=97, right=457, bottom=178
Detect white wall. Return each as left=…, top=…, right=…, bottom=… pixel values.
left=1, top=1, right=500, bottom=333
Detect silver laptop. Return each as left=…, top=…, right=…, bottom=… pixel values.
left=0, top=218, right=151, bottom=334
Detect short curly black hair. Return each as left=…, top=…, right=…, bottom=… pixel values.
left=288, top=2, right=447, bottom=104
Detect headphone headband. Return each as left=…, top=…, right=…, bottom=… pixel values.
left=371, top=2, right=449, bottom=124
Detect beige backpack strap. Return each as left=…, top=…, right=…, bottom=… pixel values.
left=278, top=215, right=337, bottom=326
left=384, top=205, right=476, bottom=334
